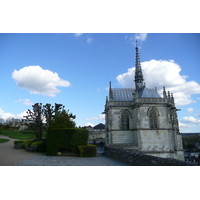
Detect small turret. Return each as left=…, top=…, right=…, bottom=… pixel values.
left=163, top=86, right=167, bottom=99
left=109, top=81, right=113, bottom=101
left=171, top=93, right=174, bottom=103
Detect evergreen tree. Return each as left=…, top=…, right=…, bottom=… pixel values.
left=49, top=109, right=76, bottom=129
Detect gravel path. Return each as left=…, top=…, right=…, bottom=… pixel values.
left=0, top=135, right=45, bottom=166
left=0, top=135, right=130, bottom=166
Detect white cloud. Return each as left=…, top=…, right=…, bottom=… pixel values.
left=135, top=33, right=148, bottom=41
left=14, top=99, right=33, bottom=105
left=12, top=66, right=71, bottom=97
left=0, top=108, right=15, bottom=120
left=187, top=107, right=194, bottom=114
left=181, top=116, right=200, bottom=124
left=84, top=122, right=94, bottom=127
left=125, top=34, right=148, bottom=45
left=116, top=59, right=200, bottom=107
left=16, top=110, right=29, bottom=119
left=196, top=113, right=200, bottom=118
left=86, top=114, right=105, bottom=121
left=179, top=122, right=195, bottom=128
left=87, top=37, right=93, bottom=44
left=74, top=33, right=83, bottom=37
left=0, top=108, right=28, bottom=120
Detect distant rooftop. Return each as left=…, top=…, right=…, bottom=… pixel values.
left=93, top=123, right=105, bottom=130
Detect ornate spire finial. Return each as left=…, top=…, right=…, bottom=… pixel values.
left=134, top=40, right=145, bottom=91
left=136, top=40, right=138, bottom=47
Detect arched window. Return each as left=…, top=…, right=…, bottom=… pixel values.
left=121, top=110, right=129, bottom=130
left=149, top=107, right=158, bottom=129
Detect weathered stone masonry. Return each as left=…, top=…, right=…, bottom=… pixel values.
left=103, top=41, right=184, bottom=161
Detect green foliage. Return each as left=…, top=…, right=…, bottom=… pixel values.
left=46, top=128, right=88, bottom=156
left=78, top=144, right=97, bottom=157
left=49, top=110, right=76, bottom=130
left=182, top=135, right=200, bottom=149
left=0, top=138, right=10, bottom=143
left=36, top=140, right=46, bottom=152
left=32, top=141, right=43, bottom=146
left=70, top=129, right=89, bottom=152
left=22, top=140, right=32, bottom=148
left=32, top=141, right=46, bottom=152
left=14, top=140, right=24, bottom=145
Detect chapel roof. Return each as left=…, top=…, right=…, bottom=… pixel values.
left=112, top=88, right=135, bottom=101
left=111, top=87, right=161, bottom=101
left=140, top=87, right=161, bottom=98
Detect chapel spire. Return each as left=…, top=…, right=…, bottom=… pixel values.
left=134, top=40, right=145, bottom=91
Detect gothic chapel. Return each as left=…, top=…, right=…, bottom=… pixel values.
left=104, top=42, right=184, bottom=160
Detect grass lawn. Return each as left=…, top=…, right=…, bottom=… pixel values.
left=0, top=130, right=47, bottom=140
left=0, top=138, right=10, bottom=143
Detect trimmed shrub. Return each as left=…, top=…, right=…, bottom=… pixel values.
left=78, top=144, right=97, bottom=157
left=70, top=129, right=89, bottom=152
left=46, top=128, right=88, bottom=156
left=32, top=141, right=42, bottom=146
left=22, top=140, right=32, bottom=148
left=14, top=140, right=24, bottom=145
left=32, top=141, right=46, bottom=152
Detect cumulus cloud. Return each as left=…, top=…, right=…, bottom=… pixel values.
left=84, top=122, right=94, bottom=127
left=74, top=33, right=83, bottom=37
left=0, top=108, right=28, bottom=121
left=181, top=116, right=200, bottom=124
left=14, top=99, right=33, bottom=105
left=87, top=37, right=93, bottom=44
left=12, top=66, right=71, bottom=97
left=116, top=60, right=200, bottom=107
left=86, top=114, right=105, bottom=121
left=179, top=122, right=195, bottom=128
left=125, top=33, right=148, bottom=45
left=187, top=107, right=194, bottom=114
left=135, top=33, right=148, bottom=41
left=0, top=108, right=16, bottom=120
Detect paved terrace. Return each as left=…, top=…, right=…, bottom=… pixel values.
left=0, top=135, right=130, bottom=166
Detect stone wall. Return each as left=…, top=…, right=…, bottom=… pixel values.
left=104, top=145, right=196, bottom=166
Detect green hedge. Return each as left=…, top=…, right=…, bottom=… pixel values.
left=21, top=140, right=32, bottom=148
left=32, top=140, right=46, bottom=152
left=46, top=128, right=88, bottom=156
left=14, top=140, right=24, bottom=145
left=78, top=144, right=97, bottom=157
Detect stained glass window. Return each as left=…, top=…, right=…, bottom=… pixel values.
left=121, top=111, right=129, bottom=130
left=149, top=108, right=158, bottom=128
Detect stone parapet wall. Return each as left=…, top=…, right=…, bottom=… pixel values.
left=104, top=146, right=196, bottom=166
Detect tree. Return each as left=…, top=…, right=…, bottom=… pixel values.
left=49, top=109, right=76, bottom=129
left=22, top=103, right=45, bottom=139
left=22, top=103, right=74, bottom=139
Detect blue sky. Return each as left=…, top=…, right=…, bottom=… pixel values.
left=0, top=33, right=200, bottom=132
